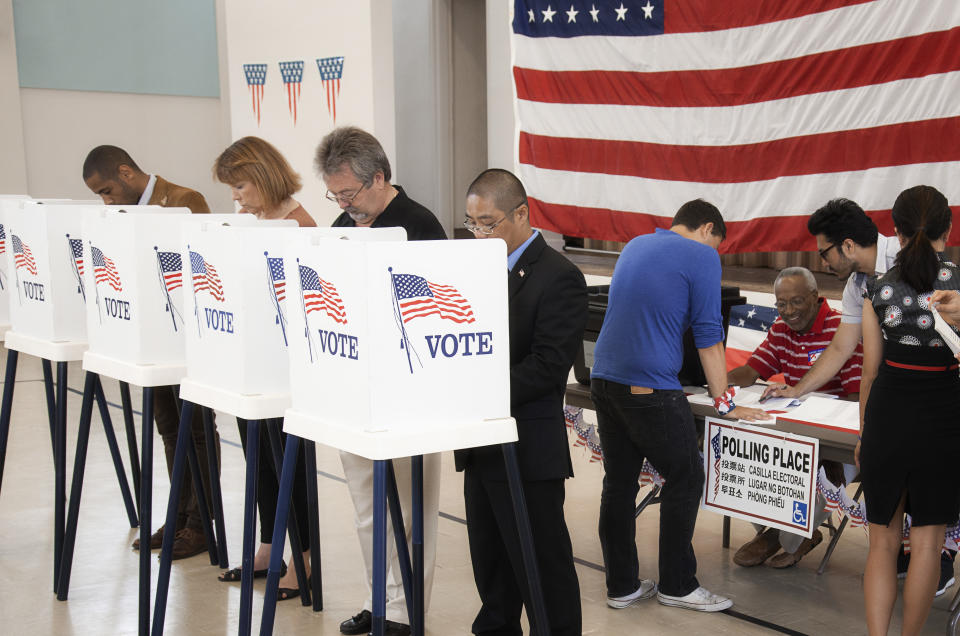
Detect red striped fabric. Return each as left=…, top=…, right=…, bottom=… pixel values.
left=513, top=0, right=960, bottom=251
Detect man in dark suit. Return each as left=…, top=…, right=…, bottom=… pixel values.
left=82, top=145, right=215, bottom=559
left=455, top=168, right=586, bottom=635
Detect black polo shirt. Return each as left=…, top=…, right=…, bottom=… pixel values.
left=331, top=185, right=447, bottom=241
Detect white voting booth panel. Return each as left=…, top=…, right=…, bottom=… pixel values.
left=80, top=212, right=262, bottom=387
left=179, top=225, right=407, bottom=419
left=283, top=238, right=517, bottom=459
left=3, top=201, right=102, bottom=342
left=0, top=196, right=29, bottom=336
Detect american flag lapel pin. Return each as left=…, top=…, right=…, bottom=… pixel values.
left=518, top=268, right=525, bottom=278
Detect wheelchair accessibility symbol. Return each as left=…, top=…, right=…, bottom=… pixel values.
left=792, top=501, right=808, bottom=525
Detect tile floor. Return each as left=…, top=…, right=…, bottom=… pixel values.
left=0, top=351, right=954, bottom=635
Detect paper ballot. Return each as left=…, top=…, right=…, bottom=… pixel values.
left=931, top=306, right=960, bottom=354
left=776, top=396, right=859, bottom=433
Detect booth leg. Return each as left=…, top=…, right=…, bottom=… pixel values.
left=501, top=442, right=551, bottom=636
left=259, top=433, right=300, bottom=636
left=93, top=375, right=138, bottom=528
left=302, top=440, right=323, bottom=611
left=139, top=387, right=155, bottom=636
left=385, top=460, right=414, bottom=627
left=412, top=455, right=424, bottom=636
left=202, top=407, right=229, bottom=568
left=372, top=460, right=388, bottom=636
left=0, top=349, right=18, bottom=498
left=239, top=420, right=261, bottom=636
left=41, top=359, right=56, bottom=457
left=265, top=422, right=310, bottom=606
left=151, top=400, right=195, bottom=636
left=119, top=381, right=141, bottom=511
left=55, top=372, right=97, bottom=600
left=183, top=420, right=219, bottom=566
left=53, top=361, right=68, bottom=594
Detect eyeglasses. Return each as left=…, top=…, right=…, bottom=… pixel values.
left=774, top=297, right=812, bottom=313
left=325, top=182, right=367, bottom=204
left=463, top=203, right=524, bottom=235
left=818, top=243, right=837, bottom=259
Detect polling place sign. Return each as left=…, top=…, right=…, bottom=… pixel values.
left=702, top=417, right=819, bottom=538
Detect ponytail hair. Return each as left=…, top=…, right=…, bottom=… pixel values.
left=892, top=185, right=951, bottom=293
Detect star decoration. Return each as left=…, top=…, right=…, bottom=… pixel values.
left=615, top=2, right=628, bottom=21
left=642, top=0, right=654, bottom=19
left=542, top=5, right=557, bottom=22
left=566, top=5, right=579, bottom=22
left=528, top=9, right=535, bottom=22
left=760, top=323, right=768, bottom=331
left=590, top=4, right=600, bottom=22
left=746, top=308, right=757, bottom=319
left=738, top=318, right=745, bottom=327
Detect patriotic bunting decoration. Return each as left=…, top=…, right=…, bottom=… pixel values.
left=512, top=0, right=960, bottom=252
left=278, top=60, right=304, bottom=125
left=243, top=63, right=268, bottom=125
left=317, top=56, right=345, bottom=123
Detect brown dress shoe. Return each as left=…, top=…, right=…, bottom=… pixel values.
left=132, top=525, right=165, bottom=551
left=171, top=527, right=208, bottom=560
left=733, top=527, right=781, bottom=567
left=768, top=530, right=823, bottom=569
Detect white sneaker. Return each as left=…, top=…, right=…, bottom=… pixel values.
left=657, top=586, right=733, bottom=612
left=606, top=579, right=657, bottom=608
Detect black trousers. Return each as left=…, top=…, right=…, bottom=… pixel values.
left=463, top=469, right=581, bottom=636
left=591, top=378, right=703, bottom=598
left=154, top=386, right=219, bottom=531
left=237, top=421, right=310, bottom=544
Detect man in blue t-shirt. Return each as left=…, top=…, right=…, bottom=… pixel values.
left=590, top=199, right=763, bottom=614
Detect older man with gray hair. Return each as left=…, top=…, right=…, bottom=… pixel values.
left=315, top=126, right=445, bottom=636
left=727, top=267, right=862, bottom=568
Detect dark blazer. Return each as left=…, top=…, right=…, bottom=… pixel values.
left=456, top=233, right=587, bottom=481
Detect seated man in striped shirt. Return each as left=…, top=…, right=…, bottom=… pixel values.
left=727, top=266, right=861, bottom=568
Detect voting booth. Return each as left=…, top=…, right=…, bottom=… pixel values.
left=282, top=238, right=517, bottom=459
left=0, top=195, right=32, bottom=336
left=80, top=211, right=261, bottom=377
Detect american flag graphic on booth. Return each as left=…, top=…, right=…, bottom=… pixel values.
left=513, top=0, right=960, bottom=252
left=710, top=428, right=723, bottom=499
left=68, top=237, right=84, bottom=275
left=91, top=245, right=122, bottom=291
left=12, top=235, right=37, bottom=275
left=268, top=256, right=286, bottom=302
left=392, top=273, right=475, bottom=324
left=299, top=265, right=346, bottom=324
left=157, top=251, right=183, bottom=292
left=243, top=63, right=268, bottom=126
left=278, top=60, right=304, bottom=125
left=189, top=250, right=225, bottom=301
left=0, top=224, right=6, bottom=254
left=316, top=56, right=345, bottom=123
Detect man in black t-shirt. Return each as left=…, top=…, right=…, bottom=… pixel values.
left=315, top=126, right=445, bottom=636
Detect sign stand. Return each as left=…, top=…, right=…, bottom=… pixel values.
left=280, top=237, right=550, bottom=636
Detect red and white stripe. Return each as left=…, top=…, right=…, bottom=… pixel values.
left=514, top=0, right=960, bottom=252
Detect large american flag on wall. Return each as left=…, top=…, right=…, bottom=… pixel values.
left=512, top=0, right=960, bottom=253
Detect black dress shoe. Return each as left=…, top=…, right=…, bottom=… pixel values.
left=376, top=620, right=411, bottom=636
left=340, top=610, right=371, bottom=635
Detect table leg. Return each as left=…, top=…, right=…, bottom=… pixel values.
left=202, top=407, right=229, bottom=568
left=41, top=358, right=56, bottom=457
left=139, top=387, right=154, bottom=636
left=0, top=349, right=18, bottom=497
left=53, top=361, right=68, bottom=594
left=501, top=442, right=551, bottom=635
left=302, top=440, right=322, bottom=611
left=817, top=483, right=864, bottom=575
left=372, top=459, right=387, bottom=636
left=385, top=460, right=414, bottom=627
left=55, top=371, right=97, bottom=600
left=119, top=381, right=141, bottom=511
left=151, top=400, right=195, bottom=636
left=239, top=420, right=260, bottom=636
left=259, top=433, right=300, bottom=636
left=93, top=375, right=138, bottom=528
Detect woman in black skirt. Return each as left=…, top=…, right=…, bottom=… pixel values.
left=858, top=185, right=960, bottom=635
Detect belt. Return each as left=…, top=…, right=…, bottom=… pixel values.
left=885, top=360, right=960, bottom=372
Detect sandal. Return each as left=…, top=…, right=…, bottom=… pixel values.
left=278, top=578, right=310, bottom=601
left=218, top=561, right=287, bottom=582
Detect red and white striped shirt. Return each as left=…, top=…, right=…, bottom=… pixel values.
left=747, top=299, right=862, bottom=396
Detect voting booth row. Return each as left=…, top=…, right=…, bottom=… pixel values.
left=0, top=198, right=535, bottom=636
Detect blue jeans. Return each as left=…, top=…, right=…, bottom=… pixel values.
left=591, top=378, right=704, bottom=597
